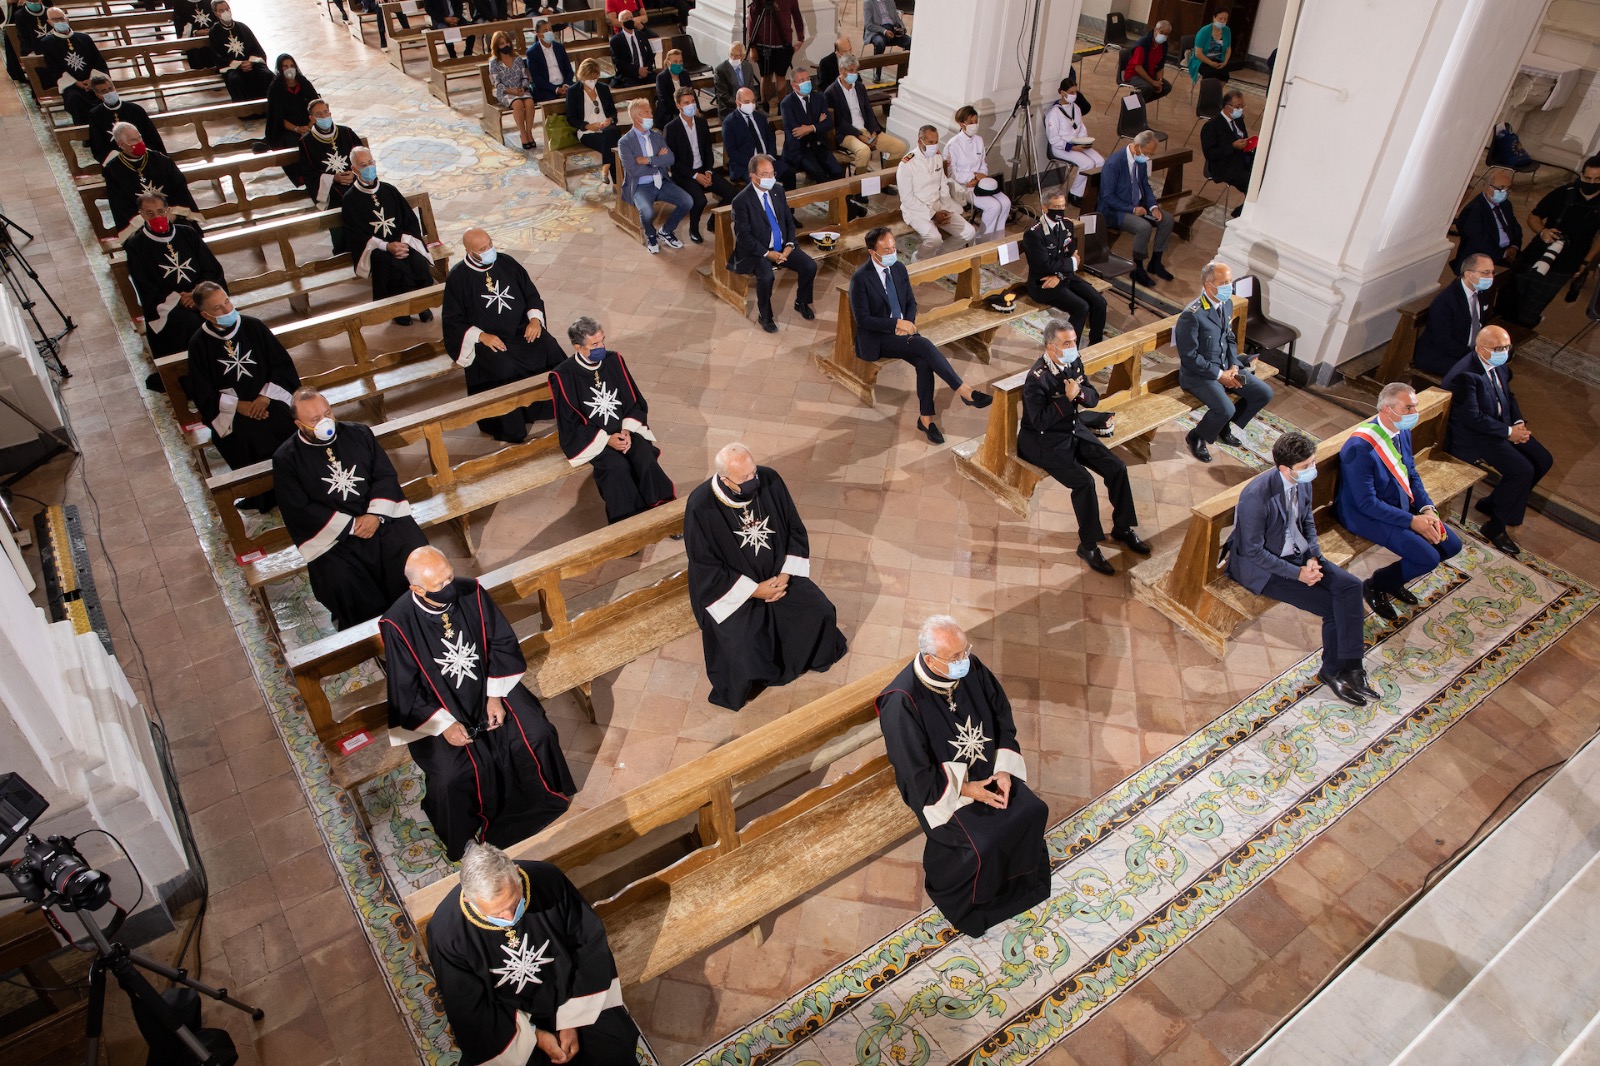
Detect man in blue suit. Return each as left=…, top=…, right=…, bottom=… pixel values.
left=1227, top=431, right=1375, bottom=707
left=525, top=19, right=574, bottom=102
left=848, top=227, right=991, bottom=445
left=1413, top=254, right=1493, bottom=377
left=1336, top=383, right=1462, bottom=621
left=1442, top=325, right=1553, bottom=556
left=779, top=66, right=843, bottom=184
left=1175, top=261, right=1273, bottom=463
left=723, top=88, right=792, bottom=187
left=1098, top=130, right=1175, bottom=286
left=1449, top=170, right=1520, bottom=272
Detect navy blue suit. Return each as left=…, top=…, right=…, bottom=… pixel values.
left=1451, top=193, right=1522, bottom=272
left=1413, top=281, right=1484, bottom=377
left=1097, top=148, right=1175, bottom=259
left=729, top=182, right=815, bottom=322
left=1336, top=423, right=1462, bottom=592
left=722, top=108, right=789, bottom=185
left=1227, top=468, right=1364, bottom=672
left=525, top=40, right=573, bottom=101
left=848, top=259, right=963, bottom=417
left=1175, top=292, right=1272, bottom=443
left=779, top=89, right=843, bottom=182
left=1442, top=354, right=1552, bottom=530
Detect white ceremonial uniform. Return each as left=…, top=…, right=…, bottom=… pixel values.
left=946, top=127, right=1010, bottom=237
left=896, top=146, right=975, bottom=254
left=1043, top=98, right=1104, bottom=198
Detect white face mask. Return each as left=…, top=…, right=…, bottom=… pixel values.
left=922, top=144, right=939, bottom=158
left=739, top=101, right=757, bottom=115
left=582, top=78, right=597, bottom=90
left=963, top=123, right=978, bottom=136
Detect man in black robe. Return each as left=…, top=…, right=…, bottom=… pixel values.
left=342, top=147, right=436, bottom=323
left=86, top=73, right=164, bottom=164
left=273, top=388, right=429, bottom=630
left=428, top=843, right=639, bottom=1066
left=104, top=122, right=200, bottom=240
left=381, top=547, right=575, bottom=862
left=298, top=98, right=363, bottom=212
left=171, top=0, right=218, bottom=69
left=878, top=616, right=1051, bottom=938
left=550, top=316, right=674, bottom=524
left=208, top=0, right=272, bottom=102
left=6, top=2, right=50, bottom=84
left=684, top=443, right=847, bottom=711
left=37, top=9, right=106, bottom=92
left=124, top=191, right=225, bottom=357
left=443, top=228, right=561, bottom=443
left=187, top=282, right=299, bottom=497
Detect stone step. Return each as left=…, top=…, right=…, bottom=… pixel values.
left=1553, top=1006, right=1600, bottom=1066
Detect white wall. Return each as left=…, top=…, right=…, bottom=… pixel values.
left=1077, top=0, right=1288, bottom=60
left=1508, top=0, right=1600, bottom=170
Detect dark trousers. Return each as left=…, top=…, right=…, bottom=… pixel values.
left=750, top=248, right=817, bottom=321
left=874, top=333, right=963, bottom=417
left=1185, top=367, right=1273, bottom=443
left=1028, top=275, right=1107, bottom=344
left=1369, top=524, right=1463, bottom=593
left=1507, top=266, right=1571, bottom=328
left=787, top=144, right=843, bottom=183
left=1476, top=434, right=1553, bottom=531
left=681, top=169, right=738, bottom=235
left=1260, top=555, right=1364, bottom=672
left=577, top=126, right=625, bottom=179
left=1018, top=433, right=1136, bottom=550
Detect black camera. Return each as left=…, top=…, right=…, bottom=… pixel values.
left=1, top=772, right=112, bottom=913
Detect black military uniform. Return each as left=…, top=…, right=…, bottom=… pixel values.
left=1022, top=213, right=1107, bottom=346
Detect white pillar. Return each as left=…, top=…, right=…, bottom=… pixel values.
left=1217, top=0, right=1546, bottom=381
left=688, top=0, right=838, bottom=77
left=885, top=0, right=1085, bottom=179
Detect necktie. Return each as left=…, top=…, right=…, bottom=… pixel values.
left=749, top=114, right=766, bottom=153
left=883, top=267, right=903, bottom=319
left=735, top=63, right=743, bottom=87
left=629, top=33, right=641, bottom=68
left=1467, top=291, right=1480, bottom=346
left=1488, top=366, right=1504, bottom=416
left=762, top=192, right=783, bottom=251
left=1284, top=484, right=1308, bottom=557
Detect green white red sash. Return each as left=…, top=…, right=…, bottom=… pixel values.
left=1349, top=419, right=1412, bottom=501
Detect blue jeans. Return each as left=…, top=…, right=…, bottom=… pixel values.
left=1184, top=367, right=1273, bottom=443
left=630, top=180, right=692, bottom=241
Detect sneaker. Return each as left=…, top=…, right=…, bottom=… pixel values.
left=660, top=232, right=683, bottom=250
left=646, top=240, right=660, bottom=255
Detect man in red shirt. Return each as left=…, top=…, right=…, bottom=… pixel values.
left=1122, top=20, right=1173, bottom=103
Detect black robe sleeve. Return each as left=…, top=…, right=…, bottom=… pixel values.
left=441, top=265, right=473, bottom=367
left=877, top=683, right=947, bottom=821
left=381, top=602, right=451, bottom=735
left=478, top=583, right=529, bottom=699
left=541, top=864, right=625, bottom=1029
left=430, top=910, right=525, bottom=1066
left=549, top=359, right=607, bottom=466
left=766, top=470, right=810, bottom=562
left=685, top=485, right=755, bottom=621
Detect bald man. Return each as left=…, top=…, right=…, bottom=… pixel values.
left=340, top=149, right=435, bottom=319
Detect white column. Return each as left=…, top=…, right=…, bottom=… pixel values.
left=1217, top=0, right=1546, bottom=381
left=885, top=0, right=1085, bottom=177
left=688, top=0, right=838, bottom=77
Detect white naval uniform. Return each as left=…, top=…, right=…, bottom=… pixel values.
left=1043, top=99, right=1104, bottom=198
left=895, top=147, right=975, bottom=253
left=945, top=127, right=1010, bottom=237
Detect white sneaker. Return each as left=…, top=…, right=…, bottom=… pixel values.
left=646, top=240, right=660, bottom=254
left=660, top=232, right=683, bottom=250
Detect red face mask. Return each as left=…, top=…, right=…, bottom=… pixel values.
left=127, top=141, right=147, bottom=158
left=147, top=215, right=171, bottom=235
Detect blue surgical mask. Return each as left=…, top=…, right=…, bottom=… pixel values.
left=878, top=251, right=898, bottom=267
left=1230, top=107, right=1244, bottom=120
left=1487, top=348, right=1510, bottom=367
left=103, top=91, right=120, bottom=107
left=1154, top=33, right=1167, bottom=43
left=1214, top=283, right=1234, bottom=300
left=797, top=80, right=812, bottom=95
left=757, top=176, right=776, bottom=190
left=480, top=894, right=526, bottom=928
left=213, top=309, right=240, bottom=330
left=1473, top=275, right=1492, bottom=292
left=478, top=247, right=497, bottom=265
left=1056, top=347, right=1078, bottom=366
left=358, top=165, right=378, bottom=183
left=25, top=2, right=43, bottom=12
left=1294, top=463, right=1317, bottom=484
left=844, top=72, right=858, bottom=86
left=640, top=117, right=653, bottom=130
left=311, top=416, right=336, bottom=442
left=1135, top=154, right=1150, bottom=166
left=681, top=103, right=696, bottom=117
left=54, top=20, right=70, bottom=32
left=314, top=116, right=333, bottom=132
left=1490, top=188, right=1508, bottom=204
left=586, top=344, right=607, bottom=362
left=1395, top=412, right=1420, bottom=432
left=542, top=31, right=555, bottom=44
left=941, top=655, right=971, bottom=680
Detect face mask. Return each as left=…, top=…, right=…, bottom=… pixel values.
left=542, top=31, right=555, bottom=44
left=963, top=123, right=978, bottom=136
left=1489, top=188, right=1508, bottom=204
left=586, top=344, right=607, bottom=362
left=731, top=475, right=759, bottom=499
left=1135, top=154, right=1150, bottom=166
left=1154, top=33, right=1167, bottom=43
left=757, top=176, right=776, bottom=190
left=218, top=13, right=233, bottom=25
left=942, top=655, right=971, bottom=680
left=1487, top=348, right=1510, bottom=367
left=844, top=72, right=858, bottom=85
left=1230, top=107, right=1244, bottom=120
left=126, top=141, right=147, bottom=158
left=878, top=250, right=898, bottom=267
left=314, top=116, right=333, bottom=132
left=102, top=91, right=120, bottom=106
left=1395, top=412, right=1420, bottom=432
left=283, top=66, right=297, bottom=80
left=25, top=2, right=42, bottom=12
left=669, top=62, right=683, bottom=74
left=1047, top=208, right=1066, bottom=221
left=1473, top=275, right=1492, bottom=292
left=797, top=80, right=812, bottom=96
left=423, top=581, right=459, bottom=605
left=497, top=46, right=512, bottom=55
left=681, top=103, right=696, bottom=118
left=1064, top=92, right=1077, bottom=104
left=582, top=79, right=597, bottom=90
left=213, top=309, right=240, bottom=329
left=1056, top=346, right=1079, bottom=365
left=1214, top=20, right=1226, bottom=29
left=480, top=894, right=526, bottom=929
left=739, top=102, right=757, bottom=115
left=922, top=144, right=938, bottom=158
left=477, top=247, right=497, bottom=265
left=639, top=117, right=653, bottom=130
left=358, top=165, right=378, bottom=183
left=147, top=215, right=171, bottom=235
left=1580, top=181, right=1600, bottom=196
left=53, top=20, right=69, bottom=32
left=1214, top=282, right=1234, bottom=300
left=1294, top=463, right=1317, bottom=484
left=620, top=19, right=633, bottom=30
left=308, top=416, right=336, bottom=442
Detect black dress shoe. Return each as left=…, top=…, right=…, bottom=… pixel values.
left=1346, top=668, right=1382, bottom=702
left=758, top=317, right=779, bottom=333
left=1217, top=425, right=1243, bottom=448
left=1363, top=582, right=1398, bottom=622
left=1392, top=585, right=1420, bottom=607
left=1186, top=428, right=1212, bottom=463
left=1148, top=260, right=1175, bottom=281
left=392, top=315, right=413, bottom=326
left=1131, top=266, right=1156, bottom=287
left=418, top=309, right=434, bottom=323
left=793, top=301, right=815, bottom=320
left=1076, top=545, right=1116, bottom=575
left=1474, top=497, right=1495, bottom=517
left=1111, top=528, right=1151, bottom=555
left=1318, top=667, right=1368, bottom=707
left=689, top=230, right=704, bottom=244
left=962, top=390, right=993, bottom=408
left=1488, top=530, right=1522, bottom=555
left=919, top=420, right=945, bottom=445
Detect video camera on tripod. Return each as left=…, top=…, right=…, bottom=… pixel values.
left=1, top=773, right=261, bottom=1066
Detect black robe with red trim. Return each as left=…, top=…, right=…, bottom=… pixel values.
left=684, top=467, right=847, bottom=711
left=380, top=581, right=575, bottom=862
left=102, top=150, right=198, bottom=240
left=549, top=350, right=674, bottom=524
left=442, top=254, right=562, bottom=443
left=341, top=179, right=434, bottom=303
left=271, top=423, right=428, bottom=630
left=427, top=861, right=640, bottom=1066
left=877, top=654, right=1050, bottom=937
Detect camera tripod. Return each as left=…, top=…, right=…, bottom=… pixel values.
left=0, top=209, right=74, bottom=380
left=988, top=0, right=1049, bottom=224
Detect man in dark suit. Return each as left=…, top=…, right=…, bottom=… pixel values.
left=1175, top=261, right=1273, bottom=463
left=712, top=41, right=759, bottom=117
left=1336, top=382, right=1462, bottom=620
left=1413, top=254, right=1494, bottom=376
left=848, top=227, right=991, bottom=445
left=666, top=88, right=737, bottom=245
left=423, top=0, right=475, bottom=59
left=1450, top=169, right=1520, bottom=272
left=1442, top=325, right=1553, bottom=555
left=607, top=10, right=656, bottom=87
left=525, top=18, right=573, bottom=101
left=817, top=35, right=852, bottom=90
left=1099, top=132, right=1175, bottom=285
left=1200, top=86, right=1254, bottom=217
left=1018, top=321, right=1148, bottom=575
left=1226, top=431, right=1374, bottom=707
left=723, top=87, right=791, bottom=187
left=779, top=65, right=843, bottom=184
left=1023, top=190, right=1106, bottom=346
left=729, top=154, right=816, bottom=333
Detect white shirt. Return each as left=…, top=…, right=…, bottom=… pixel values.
left=843, top=83, right=866, bottom=132
left=623, top=30, right=642, bottom=68
left=946, top=129, right=986, bottom=186
left=1044, top=100, right=1088, bottom=157
left=686, top=118, right=702, bottom=169
left=538, top=42, right=559, bottom=74
left=583, top=89, right=605, bottom=125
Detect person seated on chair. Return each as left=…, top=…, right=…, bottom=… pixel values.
left=526, top=19, right=575, bottom=102
left=1335, top=382, right=1463, bottom=622
left=1449, top=168, right=1520, bottom=272
left=1176, top=261, right=1273, bottom=463
left=1442, top=326, right=1553, bottom=556
left=897, top=126, right=975, bottom=257
left=1044, top=76, right=1101, bottom=204
left=723, top=87, right=792, bottom=187
left=863, top=0, right=910, bottom=56
left=712, top=41, right=760, bottom=118
left=1505, top=154, right=1600, bottom=329
left=824, top=54, right=908, bottom=174
left=1187, top=9, right=1236, bottom=83
left=817, top=35, right=852, bottom=90
left=1023, top=190, right=1107, bottom=346
left=1200, top=86, right=1253, bottom=217
left=666, top=88, right=737, bottom=245
left=1099, top=130, right=1176, bottom=286
left=1122, top=20, right=1172, bottom=102
left=1413, top=253, right=1495, bottom=377
left=488, top=31, right=538, bottom=151
left=947, top=106, right=1010, bottom=238
left=779, top=65, right=844, bottom=185
left=729, top=154, right=816, bottom=333
left=848, top=227, right=992, bottom=445
left=1226, top=431, right=1377, bottom=708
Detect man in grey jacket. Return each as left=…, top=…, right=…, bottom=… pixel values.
left=864, top=0, right=911, bottom=54
left=617, top=99, right=693, bottom=254
left=1175, top=260, right=1274, bottom=462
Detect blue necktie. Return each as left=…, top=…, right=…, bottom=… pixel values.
left=762, top=193, right=783, bottom=251
left=735, top=64, right=743, bottom=87
left=883, top=267, right=903, bottom=319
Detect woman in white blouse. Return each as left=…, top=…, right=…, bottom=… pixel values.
left=947, top=105, right=1011, bottom=237
left=1043, top=76, right=1103, bottom=201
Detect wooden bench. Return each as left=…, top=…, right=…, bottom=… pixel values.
left=422, top=17, right=532, bottom=106
left=6, top=7, right=167, bottom=55
left=533, top=80, right=662, bottom=190
left=817, top=231, right=1112, bottom=407
left=380, top=0, right=429, bottom=69
left=79, top=146, right=308, bottom=249
left=112, top=191, right=448, bottom=339
left=1130, top=387, right=1483, bottom=657
left=23, top=37, right=227, bottom=124
left=285, top=499, right=694, bottom=809
left=953, top=301, right=1255, bottom=516
left=53, top=98, right=263, bottom=182
left=404, top=661, right=918, bottom=989
left=1367, top=272, right=1526, bottom=390
left=0, top=909, right=91, bottom=1066
left=1079, top=146, right=1209, bottom=241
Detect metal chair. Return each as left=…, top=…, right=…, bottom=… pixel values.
left=1112, top=87, right=1169, bottom=153
left=1080, top=211, right=1139, bottom=314
left=1200, top=160, right=1234, bottom=217
left=1177, top=34, right=1196, bottom=106
left=1187, top=75, right=1223, bottom=143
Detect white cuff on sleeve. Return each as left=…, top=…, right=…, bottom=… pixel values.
left=568, top=429, right=608, bottom=467
left=620, top=416, right=655, bottom=441
left=527, top=308, right=545, bottom=324
left=707, top=574, right=758, bottom=623
left=780, top=555, right=810, bottom=578
left=367, top=497, right=411, bottom=518
left=213, top=390, right=238, bottom=437
left=402, top=233, right=429, bottom=259
left=315, top=173, right=335, bottom=210
left=151, top=290, right=182, bottom=328
left=457, top=326, right=482, bottom=367
left=994, top=747, right=1027, bottom=782
left=923, top=761, right=973, bottom=828
left=297, top=511, right=352, bottom=563
left=261, top=383, right=294, bottom=407
left=486, top=672, right=524, bottom=698
left=355, top=236, right=384, bottom=278
left=387, top=707, right=458, bottom=744
left=478, top=1011, right=539, bottom=1066
left=555, top=977, right=625, bottom=1030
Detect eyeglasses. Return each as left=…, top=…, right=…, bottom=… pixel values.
left=932, top=645, right=973, bottom=663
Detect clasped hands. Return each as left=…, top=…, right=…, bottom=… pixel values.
left=893, top=318, right=916, bottom=336
left=237, top=395, right=272, bottom=420
left=607, top=429, right=632, bottom=453
left=478, top=320, right=542, bottom=352
left=961, top=771, right=1012, bottom=809
left=386, top=240, right=411, bottom=259
left=1409, top=509, right=1447, bottom=545
left=1509, top=423, right=1532, bottom=445
left=537, top=1028, right=580, bottom=1064
left=752, top=574, right=789, bottom=602
left=443, top=697, right=507, bottom=747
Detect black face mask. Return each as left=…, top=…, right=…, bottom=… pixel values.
left=726, top=474, right=759, bottom=500
left=497, top=47, right=512, bottom=55
left=1047, top=208, right=1067, bottom=221
left=423, top=581, right=459, bottom=605
left=1580, top=181, right=1600, bottom=196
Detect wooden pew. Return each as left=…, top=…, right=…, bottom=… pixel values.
left=817, top=231, right=1112, bottom=407
left=79, top=147, right=308, bottom=249
left=1367, top=272, right=1525, bottom=390
left=0, top=909, right=91, bottom=1066
left=23, top=37, right=227, bottom=123
left=422, top=17, right=532, bottom=107
left=1078, top=146, right=1209, bottom=241
left=55, top=99, right=270, bottom=182
left=953, top=302, right=1256, bottom=516
left=286, top=500, right=694, bottom=809
left=110, top=192, right=449, bottom=338
left=205, top=376, right=581, bottom=591
left=380, top=0, right=429, bottom=70
left=6, top=8, right=168, bottom=55
left=404, top=662, right=918, bottom=990
left=533, top=80, right=660, bottom=190
left=1130, top=387, right=1483, bottom=657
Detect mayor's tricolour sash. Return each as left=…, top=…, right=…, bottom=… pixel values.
left=1350, top=419, right=1412, bottom=502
